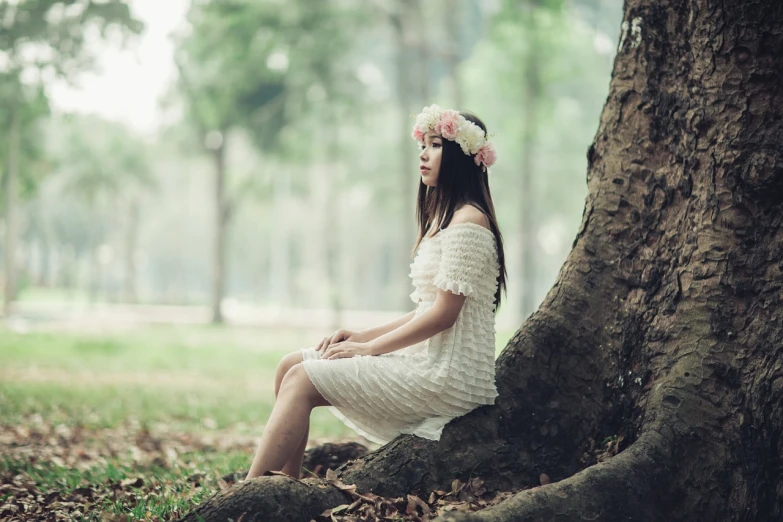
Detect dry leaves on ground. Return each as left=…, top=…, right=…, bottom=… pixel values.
left=0, top=418, right=259, bottom=521
left=313, top=471, right=526, bottom=522
left=2, top=418, right=555, bottom=521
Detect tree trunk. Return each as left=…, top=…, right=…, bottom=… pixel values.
left=211, top=139, right=227, bottom=324
left=39, top=214, right=54, bottom=288
left=325, top=113, right=343, bottom=332
left=3, top=104, right=20, bottom=316
left=392, top=1, right=418, bottom=310
left=269, top=167, right=291, bottom=307
left=181, top=1, right=783, bottom=520
left=88, top=250, right=100, bottom=304
left=443, top=0, right=463, bottom=108
left=124, top=198, right=139, bottom=304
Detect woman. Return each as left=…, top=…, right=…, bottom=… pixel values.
left=246, top=104, right=507, bottom=480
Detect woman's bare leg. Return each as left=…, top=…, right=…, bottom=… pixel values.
left=281, top=424, right=309, bottom=478
left=274, top=352, right=310, bottom=478
left=246, top=364, right=329, bottom=479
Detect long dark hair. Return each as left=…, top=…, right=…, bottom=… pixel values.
left=412, top=111, right=507, bottom=312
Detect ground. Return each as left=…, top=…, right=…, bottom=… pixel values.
left=0, top=324, right=355, bottom=521
left=0, top=320, right=515, bottom=520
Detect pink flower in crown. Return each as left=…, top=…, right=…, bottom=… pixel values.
left=474, top=143, right=497, bottom=169
left=411, top=126, right=425, bottom=142
left=439, top=110, right=460, bottom=140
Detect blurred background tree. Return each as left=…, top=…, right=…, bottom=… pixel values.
left=172, top=0, right=367, bottom=323
left=0, top=0, right=142, bottom=314
left=0, top=0, right=623, bottom=332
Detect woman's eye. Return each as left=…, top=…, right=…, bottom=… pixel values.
left=433, top=142, right=441, bottom=148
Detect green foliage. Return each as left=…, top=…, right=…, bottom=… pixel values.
left=0, top=79, right=49, bottom=198
left=175, top=0, right=366, bottom=152
left=0, top=0, right=143, bottom=196
left=0, top=0, right=142, bottom=75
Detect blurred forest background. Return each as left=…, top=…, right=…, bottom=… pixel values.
left=0, top=0, right=623, bottom=332
left=0, top=0, right=629, bottom=518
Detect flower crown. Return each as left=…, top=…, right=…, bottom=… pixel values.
left=411, top=104, right=497, bottom=171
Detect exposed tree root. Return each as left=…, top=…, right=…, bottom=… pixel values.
left=177, top=474, right=346, bottom=522
left=434, top=430, right=673, bottom=522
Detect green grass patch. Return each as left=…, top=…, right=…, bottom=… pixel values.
left=1, top=448, right=251, bottom=521
left=0, top=324, right=352, bottom=435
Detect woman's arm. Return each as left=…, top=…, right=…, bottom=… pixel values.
left=367, top=290, right=466, bottom=356
left=353, top=310, right=415, bottom=342
left=321, top=290, right=466, bottom=360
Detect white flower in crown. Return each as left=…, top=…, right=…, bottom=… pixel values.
left=414, top=104, right=442, bottom=134
left=411, top=104, right=497, bottom=170
left=455, top=118, right=486, bottom=155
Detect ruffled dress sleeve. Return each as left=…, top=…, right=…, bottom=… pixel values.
left=432, top=224, right=497, bottom=297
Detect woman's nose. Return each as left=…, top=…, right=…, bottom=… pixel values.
left=419, top=148, right=427, bottom=160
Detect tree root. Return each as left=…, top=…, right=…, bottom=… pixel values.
left=179, top=429, right=677, bottom=522
left=176, top=474, right=346, bottom=522
left=434, top=430, right=675, bottom=522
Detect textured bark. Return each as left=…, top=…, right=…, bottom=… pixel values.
left=181, top=0, right=783, bottom=520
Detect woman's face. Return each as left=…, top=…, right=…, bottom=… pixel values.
left=419, top=131, right=442, bottom=187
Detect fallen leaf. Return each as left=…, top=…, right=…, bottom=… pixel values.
left=330, top=503, right=350, bottom=514
left=406, top=494, right=431, bottom=515
left=120, top=477, right=144, bottom=488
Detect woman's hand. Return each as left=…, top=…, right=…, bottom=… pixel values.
left=316, top=329, right=362, bottom=352
left=321, top=341, right=373, bottom=360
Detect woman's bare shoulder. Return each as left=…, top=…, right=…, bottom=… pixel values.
left=450, top=204, right=490, bottom=230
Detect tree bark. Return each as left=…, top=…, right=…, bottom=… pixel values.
left=181, top=0, right=783, bottom=520
left=3, top=104, right=20, bottom=316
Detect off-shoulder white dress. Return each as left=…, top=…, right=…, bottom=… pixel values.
left=300, top=222, right=500, bottom=444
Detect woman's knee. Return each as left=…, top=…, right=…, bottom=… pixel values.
left=279, top=363, right=329, bottom=407
left=275, top=351, right=304, bottom=396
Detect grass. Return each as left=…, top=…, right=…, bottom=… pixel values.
left=0, top=324, right=349, bottom=436
left=0, top=321, right=518, bottom=520
left=1, top=449, right=250, bottom=520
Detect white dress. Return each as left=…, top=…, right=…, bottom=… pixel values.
left=300, top=222, right=500, bottom=444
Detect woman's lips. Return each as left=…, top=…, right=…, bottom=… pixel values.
left=420, top=166, right=430, bottom=173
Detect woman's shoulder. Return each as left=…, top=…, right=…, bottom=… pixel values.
left=442, top=205, right=492, bottom=237
left=449, top=204, right=490, bottom=229
left=439, top=205, right=495, bottom=249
